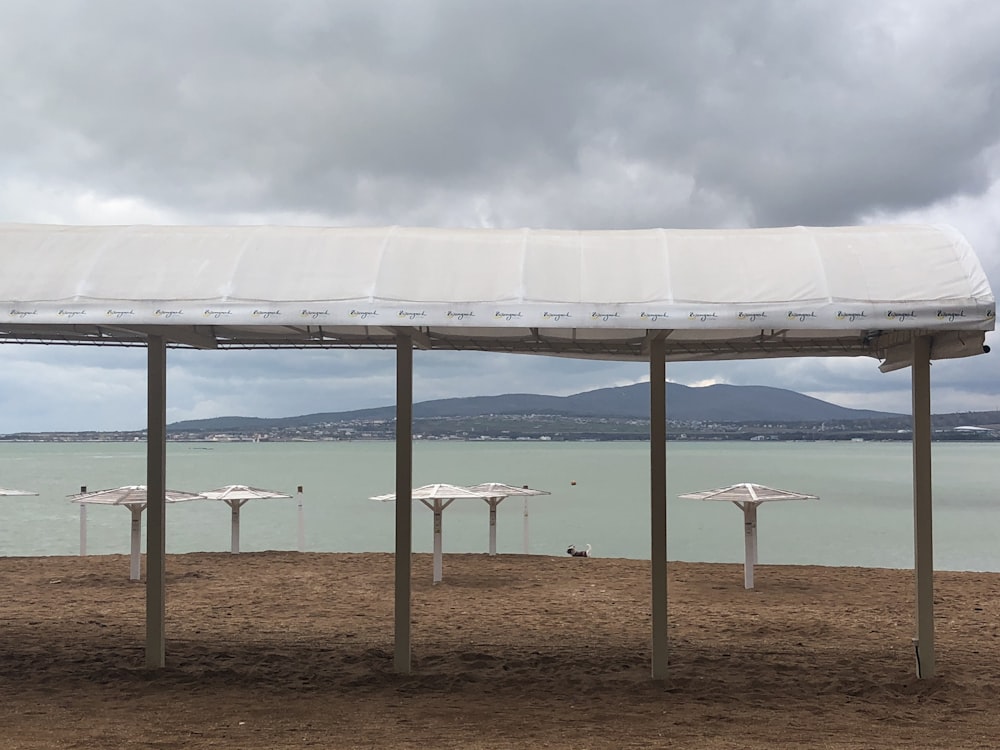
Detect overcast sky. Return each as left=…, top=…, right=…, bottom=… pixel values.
left=1, top=1, right=999, bottom=432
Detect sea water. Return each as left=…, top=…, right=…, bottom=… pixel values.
left=1, top=439, right=998, bottom=571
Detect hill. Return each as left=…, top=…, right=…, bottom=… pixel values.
left=167, top=382, right=899, bottom=433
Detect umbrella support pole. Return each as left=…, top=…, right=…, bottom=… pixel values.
left=485, top=498, right=504, bottom=555
left=226, top=499, right=248, bottom=554
left=737, top=502, right=758, bottom=589
left=79, top=504, right=87, bottom=556
left=433, top=507, right=443, bottom=582
left=128, top=505, right=144, bottom=581
left=522, top=497, right=530, bottom=554
left=297, top=486, right=305, bottom=551
left=421, top=498, right=454, bottom=584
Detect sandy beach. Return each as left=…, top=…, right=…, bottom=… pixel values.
left=1, top=551, right=998, bottom=749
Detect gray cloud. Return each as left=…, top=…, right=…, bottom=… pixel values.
left=5, top=1, right=998, bottom=226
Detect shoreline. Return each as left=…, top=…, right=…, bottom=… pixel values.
left=5, top=434, right=1000, bottom=442
left=5, top=549, right=1000, bottom=575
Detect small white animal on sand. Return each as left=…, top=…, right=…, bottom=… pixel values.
left=567, top=544, right=592, bottom=558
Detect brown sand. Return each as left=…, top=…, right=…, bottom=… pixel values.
left=1, top=552, right=998, bottom=749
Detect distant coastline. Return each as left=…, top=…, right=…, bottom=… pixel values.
left=3, top=415, right=999, bottom=444
left=4, top=382, right=999, bottom=443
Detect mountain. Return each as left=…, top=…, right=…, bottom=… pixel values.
left=167, top=382, right=899, bottom=432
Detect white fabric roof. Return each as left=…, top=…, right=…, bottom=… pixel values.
left=0, top=223, right=993, bottom=366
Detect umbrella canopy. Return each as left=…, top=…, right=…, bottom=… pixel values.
left=197, top=484, right=293, bottom=554
left=0, top=487, right=38, bottom=496
left=464, top=482, right=551, bottom=498
left=371, top=484, right=496, bottom=583
left=68, top=485, right=203, bottom=505
left=464, top=483, right=552, bottom=556
left=68, top=485, right=202, bottom=580
left=678, top=483, right=819, bottom=590
left=678, top=483, right=818, bottom=504
left=370, top=483, right=493, bottom=502
left=197, top=484, right=293, bottom=502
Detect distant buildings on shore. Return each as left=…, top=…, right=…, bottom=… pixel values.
left=4, top=416, right=998, bottom=444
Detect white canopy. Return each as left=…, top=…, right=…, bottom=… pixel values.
left=0, top=224, right=992, bottom=368
left=1, top=222, right=994, bottom=680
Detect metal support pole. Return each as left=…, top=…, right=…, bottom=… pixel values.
left=432, top=499, right=445, bottom=583
left=649, top=337, right=668, bottom=680
left=419, top=498, right=454, bottom=583
left=145, top=334, right=167, bottom=668
left=79, top=486, right=87, bottom=556
left=522, top=497, right=530, bottom=554
left=486, top=498, right=502, bottom=555
left=912, top=334, right=935, bottom=678
left=296, top=485, right=305, bottom=552
left=739, top=502, right=758, bottom=590
left=228, top=500, right=243, bottom=554
left=129, top=505, right=144, bottom=581
left=394, top=333, right=413, bottom=673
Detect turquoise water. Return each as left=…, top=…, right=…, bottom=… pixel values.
left=1, top=440, right=998, bottom=571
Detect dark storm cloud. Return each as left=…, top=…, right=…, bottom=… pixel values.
left=3, top=1, right=998, bottom=228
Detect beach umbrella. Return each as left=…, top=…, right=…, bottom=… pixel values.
left=371, top=483, right=495, bottom=583
left=68, top=485, right=203, bottom=580
left=196, top=484, right=293, bottom=554
left=464, top=482, right=551, bottom=555
left=678, top=483, right=818, bottom=589
left=0, top=487, right=38, bottom=496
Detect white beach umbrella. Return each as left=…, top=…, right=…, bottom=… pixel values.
left=68, top=485, right=203, bottom=580
left=196, top=484, right=293, bottom=554
left=0, top=487, right=38, bottom=496
left=464, top=482, right=551, bottom=555
left=678, top=482, right=819, bottom=589
left=371, top=483, right=496, bottom=583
